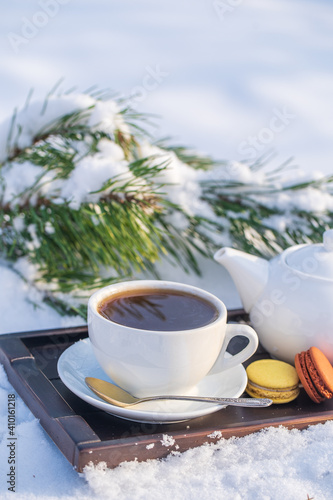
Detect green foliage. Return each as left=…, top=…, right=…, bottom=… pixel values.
left=201, top=163, right=333, bottom=257
left=0, top=96, right=218, bottom=316
left=1, top=90, right=333, bottom=319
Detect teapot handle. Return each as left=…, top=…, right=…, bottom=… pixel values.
left=210, top=324, right=258, bottom=374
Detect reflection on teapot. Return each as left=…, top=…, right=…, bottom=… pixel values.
left=214, top=229, right=333, bottom=365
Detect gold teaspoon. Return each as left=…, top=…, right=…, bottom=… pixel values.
left=85, top=377, right=272, bottom=408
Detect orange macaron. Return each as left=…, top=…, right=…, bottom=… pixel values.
left=295, top=347, right=333, bottom=403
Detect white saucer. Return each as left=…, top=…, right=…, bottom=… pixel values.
left=57, top=339, right=248, bottom=423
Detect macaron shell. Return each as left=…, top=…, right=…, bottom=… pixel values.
left=246, top=359, right=299, bottom=390
left=295, top=351, right=324, bottom=403
left=308, top=346, right=333, bottom=399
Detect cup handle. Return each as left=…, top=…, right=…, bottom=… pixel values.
left=209, top=323, right=258, bottom=374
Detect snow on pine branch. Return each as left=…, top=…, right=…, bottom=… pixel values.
left=0, top=93, right=216, bottom=223
left=1, top=91, right=333, bottom=221
left=1, top=89, right=333, bottom=316
left=0, top=94, right=134, bottom=210
left=0, top=93, right=128, bottom=162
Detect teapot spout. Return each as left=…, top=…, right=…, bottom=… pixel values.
left=214, top=247, right=269, bottom=312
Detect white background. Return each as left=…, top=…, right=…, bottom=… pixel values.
left=1, top=0, right=333, bottom=175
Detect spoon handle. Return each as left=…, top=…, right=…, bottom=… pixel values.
left=138, top=396, right=272, bottom=407
left=85, top=378, right=272, bottom=408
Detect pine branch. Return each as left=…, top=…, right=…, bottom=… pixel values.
left=201, top=170, right=333, bottom=256
left=2, top=87, right=333, bottom=319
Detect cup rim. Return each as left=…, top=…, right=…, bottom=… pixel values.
left=88, top=280, right=226, bottom=334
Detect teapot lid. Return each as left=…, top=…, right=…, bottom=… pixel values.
left=285, top=229, right=333, bottom=279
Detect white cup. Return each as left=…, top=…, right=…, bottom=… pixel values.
left=88, top=280, right=258, bottom=397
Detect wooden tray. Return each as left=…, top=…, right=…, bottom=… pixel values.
left=1, top=309, right=333, bottom=472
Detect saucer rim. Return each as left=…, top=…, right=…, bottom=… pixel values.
left=57, top=338, right=248, bottom=423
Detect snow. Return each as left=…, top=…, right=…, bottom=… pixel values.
left=139, top=141, right=218, bottom=222
left=83, top=424, right=333, bottom=500
left=0, top=94, right=134, bottom=210
left=0, top=94, right=95, bottom=163
left=1, top=0, right=333, bottom=498
left=160, top=434, right=176, bottom=448
left=58, top=145, right=129, bottom=210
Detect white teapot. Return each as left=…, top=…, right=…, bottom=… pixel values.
left=214, top=229, right=333, bottom=365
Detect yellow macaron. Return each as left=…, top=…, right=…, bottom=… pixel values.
left=245, top=359, right=300, bottom=404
